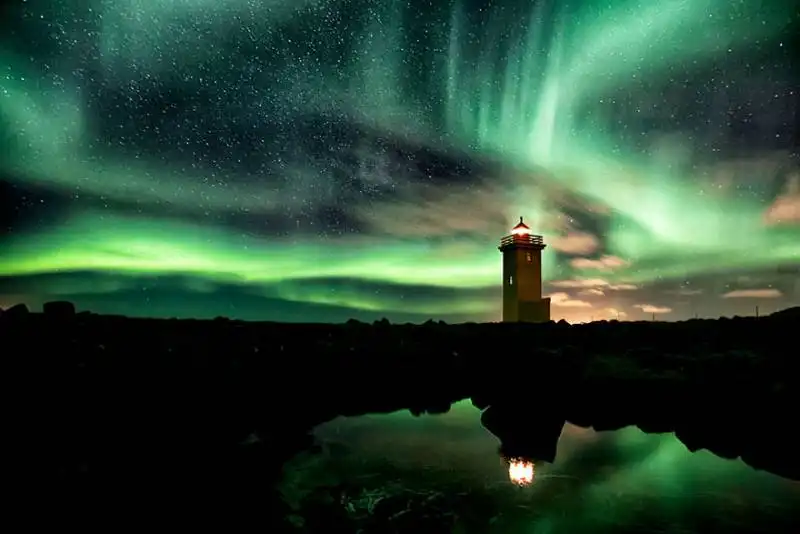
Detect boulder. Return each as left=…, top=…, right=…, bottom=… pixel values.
left=4, top=303, right=29, bottom=319
left=770, top=306, right=799, bottom=321
left=43, top=300, right=76, bottom=319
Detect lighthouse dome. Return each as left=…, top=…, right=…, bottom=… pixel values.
left=511, top=216, right=531, bottom=236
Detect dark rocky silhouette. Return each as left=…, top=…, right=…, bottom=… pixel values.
left=2, top=303, right=798, bottom=527
left=43, top=300, right=76, bottom=319
left=4, top=302, right=28, bottom=318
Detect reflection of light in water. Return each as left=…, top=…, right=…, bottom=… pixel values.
left=508, top=458, right=535, bottom=486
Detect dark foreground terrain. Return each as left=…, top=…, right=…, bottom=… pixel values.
left=3, top=302, right=798, bottom=528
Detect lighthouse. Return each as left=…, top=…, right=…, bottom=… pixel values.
left=498, top=217, right=551, bottom=323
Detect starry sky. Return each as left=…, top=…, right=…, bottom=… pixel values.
left=0, top=0, right=798, bottom=323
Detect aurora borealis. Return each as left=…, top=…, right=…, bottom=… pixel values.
left=1, top=0, right=798, bottom=322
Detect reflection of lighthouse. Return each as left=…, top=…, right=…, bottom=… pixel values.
left=506, top=456, right=535, bottom=486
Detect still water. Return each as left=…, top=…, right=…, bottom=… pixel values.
left=279, top=401, right=798, bottom=533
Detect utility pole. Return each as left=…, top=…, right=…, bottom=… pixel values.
left=755, top=305, right=759, bottom=318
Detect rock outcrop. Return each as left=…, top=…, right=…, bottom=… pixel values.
left=42, top=300, right=76, bottom=319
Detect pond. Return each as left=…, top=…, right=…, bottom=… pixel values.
left=278, top=401, right=799, bottom=533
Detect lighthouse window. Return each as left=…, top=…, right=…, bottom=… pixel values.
left=526, top=252, right=532, bottom=263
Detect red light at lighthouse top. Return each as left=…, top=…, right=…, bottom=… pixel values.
left=499, top=216, right=544, bottom=250
left=511, top=217, right=532, bottom=236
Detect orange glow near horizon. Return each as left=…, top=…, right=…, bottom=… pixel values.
left=508, top=458, right=535, bottom=486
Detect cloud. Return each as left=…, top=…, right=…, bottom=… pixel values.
left=608, top=283, right=638, bottom=290
left=605, top=308, right=627, bottom=319
left=550, top=278, right=609, bottom=289
left=549, top=232, right=600, bottom=255
left=355, top=176, right=594, bottom=240
left=722, top=289, right=783, bottom=299
left=633, top=304, right=672, bottom=314
left=549, top=278, right=638, bottom=291
left=356, top=184, right=509, bottom=238
left=777, top=264, right=800, bottom=275
left=547, top=292, right=593, bottom=308
left=570, top=255, right=630, bottom=271
left=668, top=288, right=703, bottom=296
left=764, top=174, right=800, bottom=226
left=578, top=288, right=605, bottom=296
left=559, top=306, right=628, bottom=323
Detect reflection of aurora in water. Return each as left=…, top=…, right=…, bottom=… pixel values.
left=283, top=401, right=798, bottom=533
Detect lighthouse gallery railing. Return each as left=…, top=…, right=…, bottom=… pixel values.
left=499, top=234, right=544, bottom=247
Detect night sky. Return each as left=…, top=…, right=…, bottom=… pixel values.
left=1, top=0, right=798, bottom=323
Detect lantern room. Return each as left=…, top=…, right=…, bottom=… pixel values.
left=511, top=217, right=531, bottom=236
left=501, top=217, right=544, bottom=248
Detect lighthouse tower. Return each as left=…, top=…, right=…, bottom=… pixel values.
left=498, top=217, right=551, bottom=323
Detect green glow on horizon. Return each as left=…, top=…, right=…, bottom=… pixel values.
left=0, top=212, right=512, bottom=288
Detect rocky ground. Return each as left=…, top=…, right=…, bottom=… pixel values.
left=2, top=302, right=798, bottom=527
